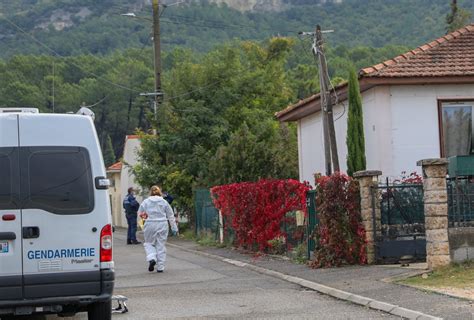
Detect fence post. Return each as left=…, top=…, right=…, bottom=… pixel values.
left=417, top=159, right=451, bottom=269
left=354, top=170, right=382, bottom=264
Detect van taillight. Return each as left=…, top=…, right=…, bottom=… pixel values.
left=100, top=224, right=113, bottom=262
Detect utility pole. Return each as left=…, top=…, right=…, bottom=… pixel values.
left=152, top=0, right=162, bottom=102
left=300, top=25, right=339, bottom=175
left=140, top=0, right=163, bottom=135
left=316, top=25, right=339, bottom=173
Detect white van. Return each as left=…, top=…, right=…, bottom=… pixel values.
left=0, top=109, right=114, bottom=319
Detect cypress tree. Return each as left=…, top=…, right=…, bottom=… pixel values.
left=346, top=68, right=366, bottom=176
left=446, top=0, right=471, bottom=33
left=103, top=134, right=116, bottom=167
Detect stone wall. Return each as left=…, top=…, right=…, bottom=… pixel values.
left=417, top=159, right=451, bottom=269
left=449, top=227, right=474, bottom=262
left=354, top=170, right=382, bottom=264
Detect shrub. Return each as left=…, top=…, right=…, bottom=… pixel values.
left=211, top=179, right=310, bottom=252
left=311, top=173, right=367, bottom=268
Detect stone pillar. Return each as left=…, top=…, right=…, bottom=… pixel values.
left=354, top=170, right=382, bottom=264
left=417, top=159, right=451, bottom=269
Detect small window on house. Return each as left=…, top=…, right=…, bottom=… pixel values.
left=440, top=101, right=474, bottom=157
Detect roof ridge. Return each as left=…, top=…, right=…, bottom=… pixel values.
left=360, top=23, right=474, bottom=76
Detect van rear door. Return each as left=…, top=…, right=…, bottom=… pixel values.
left=19, top=115, right=102, bottom=299
left=0, top=114, right=22, bottom=300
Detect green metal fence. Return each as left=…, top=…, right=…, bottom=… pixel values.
left=447, top=178, right=474, bottom=226
left=194, top=189, right=219, bottom=239
left=306, top=190, right=318, bottom=259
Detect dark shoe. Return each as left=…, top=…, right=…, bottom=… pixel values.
left=131, top=240, right=141, bottom=245
left=148, top=260, right=156, bottom=272
left=127, top=240, right=132, bottom=245
left=157, top=270, right=164, bottom=273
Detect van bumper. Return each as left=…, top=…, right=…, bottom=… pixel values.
left=0, top=269, right=114, bottom=314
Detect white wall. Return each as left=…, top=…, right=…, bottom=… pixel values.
left=389, top=84, right=474, bottom=177
left=119, top=137, right=142, bottom=227
left=107, top=171, right=124, bottom=227
left=298, top=84, right=474, bottom=183
left=298, top=101, right=349, bottom=185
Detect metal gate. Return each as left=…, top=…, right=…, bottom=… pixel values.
left=371, top=182, right=426, bottom=263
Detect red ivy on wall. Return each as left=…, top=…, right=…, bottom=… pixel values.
left=211, top=179, right=310, bottom=251
left=310, top=173, right=367, bottom=268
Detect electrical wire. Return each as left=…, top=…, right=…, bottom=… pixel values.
left=1, top=15, right=142, bottom=94
left=82, top=96, right=109, bottom=109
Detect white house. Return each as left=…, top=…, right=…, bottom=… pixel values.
left=276, top=24, right=474, bottom=184
left=107, top=135, right=142, bottom=227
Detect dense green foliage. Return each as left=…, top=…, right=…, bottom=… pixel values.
left=446, top=0, right=472, bottom=32
left=346, top=68, right=366, bottom=177
left=133, top=39, right=300, bottom=214
left=0, top=0, right=473, bottom=58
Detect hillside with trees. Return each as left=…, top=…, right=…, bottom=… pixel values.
left=0, top=0, right=473, bottom=57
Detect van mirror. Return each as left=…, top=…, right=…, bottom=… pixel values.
left=95, top=177, right=111, bottom=190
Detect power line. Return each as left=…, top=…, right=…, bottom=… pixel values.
left=1, top=15, right=141, bottom=94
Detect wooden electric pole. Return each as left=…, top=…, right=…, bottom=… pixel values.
left=315, top=25, right=339, bottom=173
left=152, top=0, right=162, bottom=99
left=300, top=25, right=339, bottom=176
left=148, top=0, right=163, bottom=135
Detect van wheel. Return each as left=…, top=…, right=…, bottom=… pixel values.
left=87, top=300, right=111, bottom=320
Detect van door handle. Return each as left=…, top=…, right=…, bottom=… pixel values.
left=23, top=227, right=40, bottom=239
left=0, top=232, right=16, bottom=240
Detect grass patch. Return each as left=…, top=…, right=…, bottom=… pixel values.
left=196, top=231, right=223, bottom=247
left=291, top=243, right=308, bottom=264
left=399, top=260, right=474, bottom=289
left=180, top=229, right=196, bottom=241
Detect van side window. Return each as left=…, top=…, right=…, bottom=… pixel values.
left=0, top=148, right=18, bottom=210
left=21, top=147, right=94, bottom=215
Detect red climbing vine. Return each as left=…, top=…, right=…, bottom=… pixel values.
left=310, top=172, right=367, bottom=268
left=211, top=179, right=310, bottom=251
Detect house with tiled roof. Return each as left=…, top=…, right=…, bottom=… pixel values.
left=276, top=24, right=474, bottom=183
left=106, top=135, right=142, bottom=227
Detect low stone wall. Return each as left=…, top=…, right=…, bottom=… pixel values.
left=449, top=227, right=474, bottom=262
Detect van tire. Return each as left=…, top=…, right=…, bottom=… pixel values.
left=87, top=299, right=112, bottom=320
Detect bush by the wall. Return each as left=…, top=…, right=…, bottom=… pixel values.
left=211, top=179, right=310, bottom=252
left=311, top=173, right=367, bottom=268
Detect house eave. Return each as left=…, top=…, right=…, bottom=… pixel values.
left=277, top=76, right=474, bottom=122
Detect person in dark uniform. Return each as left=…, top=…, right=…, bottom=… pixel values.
left=123, top=187, right=141, bottom=245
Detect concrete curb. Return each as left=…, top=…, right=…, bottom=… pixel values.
left=168, top=243, right=443, bottom=320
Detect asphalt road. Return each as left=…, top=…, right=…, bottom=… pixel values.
left=48, top=235, right=397, bottom=319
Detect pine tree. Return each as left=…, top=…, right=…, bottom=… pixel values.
left=346, top=68, right=366, bottom=176
left=103, top=134, right=116, bottom=167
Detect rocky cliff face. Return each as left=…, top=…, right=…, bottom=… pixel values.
left=196, top=0, right=343, bottom=12
left=210, top=0, right=286, bottom=12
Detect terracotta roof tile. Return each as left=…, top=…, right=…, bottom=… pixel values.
left=361, top=24, right=474, bottom=78
left=107, top=161, right=122, bottom=171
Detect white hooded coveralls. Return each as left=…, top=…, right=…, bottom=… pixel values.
left=138, top=196, right=178, bottom=271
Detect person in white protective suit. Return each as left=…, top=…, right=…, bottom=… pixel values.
left=138, top=185, right=178, bottom=273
